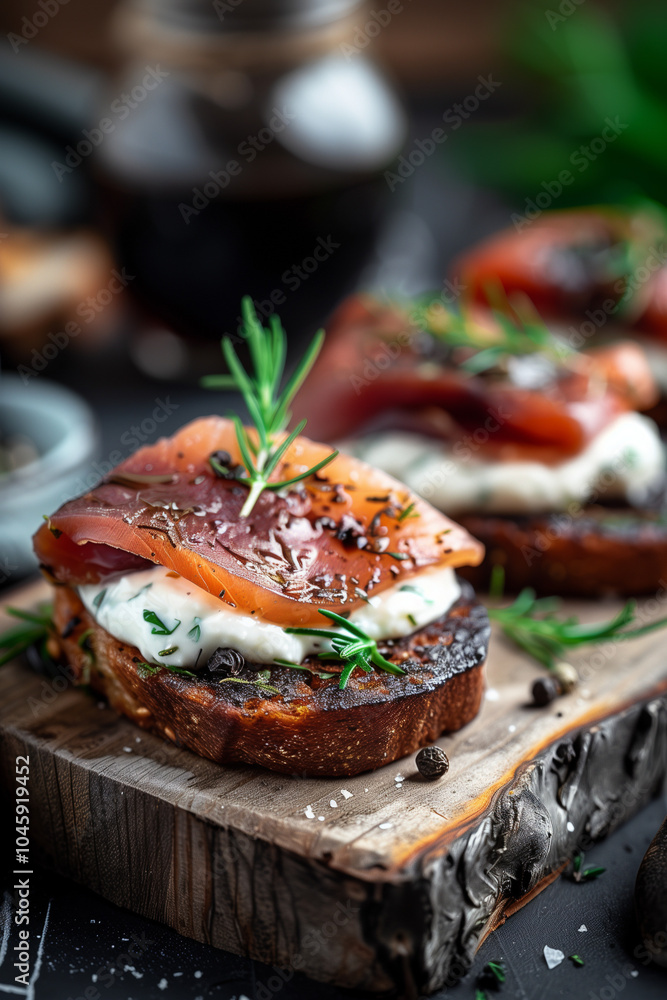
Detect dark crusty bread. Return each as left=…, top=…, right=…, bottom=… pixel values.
left=458, top=506, right=667, bottom=598
left=52, top=580, right=489, bottom=776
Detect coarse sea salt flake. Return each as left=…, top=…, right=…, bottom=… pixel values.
left=330, top=800, right=338, bottom=808
left=485, top=688, right=500, bottom=701
left=341, top=789, right=353, bottom=799
left=544, top=946, right=565, bottom=970
left=567, top=821, right=575, bottom=832
left=379, top=822, right=393, bottom=829
left=578, top=924, right=587, bottom=932
left=304, top=805, right=315, bottom=819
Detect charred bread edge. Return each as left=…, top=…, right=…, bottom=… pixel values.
left=52, top=579, right=489, bottom=776
left=459, top=508, right=667, bottom=597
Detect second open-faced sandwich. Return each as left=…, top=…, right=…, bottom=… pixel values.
left=294, top=293, right=667, bottom=597
left=32, top=300, right=488, bottom=776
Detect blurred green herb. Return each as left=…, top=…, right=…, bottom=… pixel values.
left=0, top=605, right=54, bottom=667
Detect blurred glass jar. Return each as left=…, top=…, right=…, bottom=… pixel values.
left=95, top=0, right=406, bottom=369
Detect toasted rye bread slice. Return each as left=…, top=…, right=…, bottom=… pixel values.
left=458, top=507, right=667, bottom=598
left=52, top=580, right=488, bottom=777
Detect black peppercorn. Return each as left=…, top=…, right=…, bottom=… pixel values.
left=206, top=647, right=245, bottom=677
left=531, top=675, right=563, bottom=706
left=416, top=745, right=449, bottom=779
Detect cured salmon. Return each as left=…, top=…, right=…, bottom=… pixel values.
left=293, top=295, right=658, bottom=462
left=34, top=417, right=483, bottom=628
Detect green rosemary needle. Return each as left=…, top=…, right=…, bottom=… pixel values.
left=489, top=587, right=667, bottom=671
left=278, top=610, right=406, bottom=690
left=202, top=296, right=338, bottom=516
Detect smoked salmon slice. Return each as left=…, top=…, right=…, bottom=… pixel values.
left=34, top=417, right=484, bottom=628
left=293, top=295, right=658, bottom=461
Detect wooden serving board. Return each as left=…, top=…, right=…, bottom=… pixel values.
left=1, top=580, right=667, bottom=997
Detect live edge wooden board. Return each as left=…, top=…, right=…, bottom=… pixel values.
left=1, top=580, right=667, bottom=997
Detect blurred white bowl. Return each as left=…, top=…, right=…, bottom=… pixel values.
left=0, top=376, right=97, bottom=582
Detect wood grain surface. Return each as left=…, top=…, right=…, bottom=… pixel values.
left=1, top=579, right=666, bottom=995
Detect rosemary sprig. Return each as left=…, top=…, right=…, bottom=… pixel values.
left=143, top=610, right=180, bottom=636
left=202, top=296, right=338, bottom=517
left=279, top=610, right=407, bottom=690
left=489, top=588, right=667, bottom=671
left=0, top=605, right=54, bottom=666
left=412, top=286, right=572, bottom=374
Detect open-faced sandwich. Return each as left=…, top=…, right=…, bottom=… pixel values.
left=32, top=300, right=488, bottom=776
left=293, top=293, right=667, bottom=597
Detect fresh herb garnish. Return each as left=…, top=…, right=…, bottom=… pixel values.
left=143, top=610, right=180, bottom=636
left=407, top=613, right=418, bottom=627
left=489, top=588, right=667, bottom=671
left=158, top=646, right=178, bottom=657
left=202, top=296, right=338, bottom=516
left=569, top=954, right=585, bottom=967
left=387, top=551, right=409, bottom=561
left=0, top=604, right=54, bottom=666
left=137, top=660, right=195, bottom=678
left=282, top=610, right=407, bottom=690
left=413, top=287, right=572, bottom=374
left=188, top=617, right=201, bottom=642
